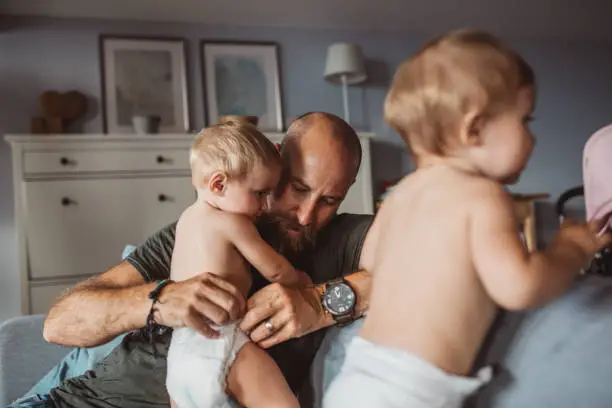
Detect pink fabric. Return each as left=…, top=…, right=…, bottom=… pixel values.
left=583, top=124, right=612, bottom=233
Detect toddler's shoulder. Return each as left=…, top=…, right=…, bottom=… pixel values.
left=467, top=177, right=509, bottom=199
left=466, top=179, right=514, bottom=220
left=177, top=204, right=227, bottom=235
left=216, top=211, right=257, bottom=235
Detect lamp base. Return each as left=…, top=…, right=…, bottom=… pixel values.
left=341, top=74, right=350, bottom=124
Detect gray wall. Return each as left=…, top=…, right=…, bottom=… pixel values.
left=1, top=17, right=611, bottom=321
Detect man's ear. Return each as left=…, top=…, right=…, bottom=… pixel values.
left=208, top=171, right=228, bottom=195
left=459, top=110, right=485, bottom=147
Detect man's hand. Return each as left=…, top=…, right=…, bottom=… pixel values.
left=239, top=283, right=325, bottom=349
left=155, top=273, right=246, bottom=338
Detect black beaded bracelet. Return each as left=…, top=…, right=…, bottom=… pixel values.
left=145, top=279, right=173, bottom=357
left=148, top=278, right=173, bottom=302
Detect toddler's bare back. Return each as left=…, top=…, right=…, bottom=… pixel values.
left=361, top=166, right=500, bottom=375
left=171, top=202, right=252, bottom=297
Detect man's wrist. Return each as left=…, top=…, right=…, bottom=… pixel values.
left=316, top=277, right=358, bottom=327
left=150, top=280, right=175, bottom=327
left=304, top=270, right=372, bottom=331
left=303, top=284, right=334, bottom=332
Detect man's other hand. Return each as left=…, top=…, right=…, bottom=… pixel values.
left=240, top=283, right=325, bottom=348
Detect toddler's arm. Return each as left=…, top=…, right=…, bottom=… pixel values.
left=224, top=215, right=311, bottom=288
left=470, top=182, right=611, bottom=310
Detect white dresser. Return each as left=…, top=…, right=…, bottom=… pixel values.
left=6, top=133, right=374, bottom=315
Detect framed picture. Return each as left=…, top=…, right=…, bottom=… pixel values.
left=201, top=41, right=284, bottom=132
left=99, top=35, right=190, bottom=133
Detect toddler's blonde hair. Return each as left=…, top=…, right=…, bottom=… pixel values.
left=190, top=120, right=281, bottom=187
left=384, top=29, right=535, bottom=158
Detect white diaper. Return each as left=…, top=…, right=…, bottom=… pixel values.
left=323, top=336, right=492, bottom=408
left=166, top=324, right=250, bottom=408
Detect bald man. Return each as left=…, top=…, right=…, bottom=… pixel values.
left=17, top=113, right=373, bottom=408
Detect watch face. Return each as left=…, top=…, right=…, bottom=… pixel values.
left=323, top=282, right=356, bottom=316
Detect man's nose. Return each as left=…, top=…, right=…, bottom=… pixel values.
left=260, top=197, right=270, bottom=213
left=297, top=199, right=316, bottom=226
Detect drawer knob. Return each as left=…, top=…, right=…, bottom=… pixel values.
left=60, top=157, right=72, bottom=166
left=158, top=194, right=168, bottom=202
left=61, top=197, right=74, bottom=206
left=157, top=155, right=169, bottom=164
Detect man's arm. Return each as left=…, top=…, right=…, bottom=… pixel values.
left=44, top=262, right=247, bottom=348
left=239, top=269, right=371, bottom=349
left=43, top=262, right=156, bottom=348
left=44, top=222, right=247, bottom=348
left=241, top=214, right=374, bottom=348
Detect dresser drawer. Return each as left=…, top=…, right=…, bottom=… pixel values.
left=23, top=149, right=190, bottom=175
left=24, top=176, right=194, bottom=280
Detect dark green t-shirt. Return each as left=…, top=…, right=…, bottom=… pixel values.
left=49, top=213, right=373, bottom=408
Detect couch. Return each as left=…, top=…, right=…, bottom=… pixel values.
left=0, top=315, right=67, bottom=404
left=4, top=275, right=612, bottom=407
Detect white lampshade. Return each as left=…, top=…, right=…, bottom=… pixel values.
left=324, top=43, right=367, bottom=85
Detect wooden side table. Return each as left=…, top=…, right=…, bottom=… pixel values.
left=512, top=193, right=550, bottom=252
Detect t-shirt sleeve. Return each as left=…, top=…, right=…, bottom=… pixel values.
left=125, top=222, right=177, bottom=282
left=309, top=213, right=374, bottom=283
left=342, top=214, right=374, bottom=275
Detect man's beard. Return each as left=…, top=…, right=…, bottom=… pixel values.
left=258, top=212, right=317, bottom=255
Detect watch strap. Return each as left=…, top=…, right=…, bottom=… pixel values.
left=333, top=312, right=354, bottom=327
left=326, top=276, right=346, bottom=287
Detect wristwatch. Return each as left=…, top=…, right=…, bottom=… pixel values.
left=320, top=277, right=356, bottom=326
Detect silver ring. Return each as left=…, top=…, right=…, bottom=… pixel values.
left=264, top=319, right=274, bottom=332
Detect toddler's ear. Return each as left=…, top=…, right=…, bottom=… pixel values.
left=460, top=110, right=484, bottom=147
left=209, top=171, right=228, bottom=195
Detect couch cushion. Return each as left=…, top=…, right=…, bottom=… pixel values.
left=0, top=315, right=69, bottom=405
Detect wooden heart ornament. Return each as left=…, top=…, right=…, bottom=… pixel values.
left=38, top=90, right=87, bottom=122
left=36, top=90, right=88, bottom=134
left=38, top=91, right=64, bottom=118
left=62, top=91, right=87, bottom=122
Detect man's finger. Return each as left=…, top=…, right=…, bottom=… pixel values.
left=240, top=303, right=275, bottom=333
left=248, top=309, right=292, bottom=343
left=259, top=325, right=292, bottom=349
left=199, top=273, right=246, bottom=318
left=246, top=283, right=283, bottom=310
left=190, top=294, right=231, bottom=326
left=185, top=314, right=219, bottom=338
left=196, top=280, right=243, bottom=322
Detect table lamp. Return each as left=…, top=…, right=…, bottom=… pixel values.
left=324, top=43, right=367, bottom=124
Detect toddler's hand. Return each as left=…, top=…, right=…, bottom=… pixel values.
left=558, top=217, right=612, bottom=259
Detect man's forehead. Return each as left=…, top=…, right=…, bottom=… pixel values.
left=282, top=115, right=359, bottom=194
left=289, top=153, right=353, bottom=196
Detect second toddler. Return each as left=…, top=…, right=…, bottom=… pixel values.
left=324, top=29, right=612, bottom=408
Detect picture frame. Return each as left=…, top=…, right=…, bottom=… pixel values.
left=200, top=41, right=284, bottom=132
left=99, top=35, right=190, bottom=134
